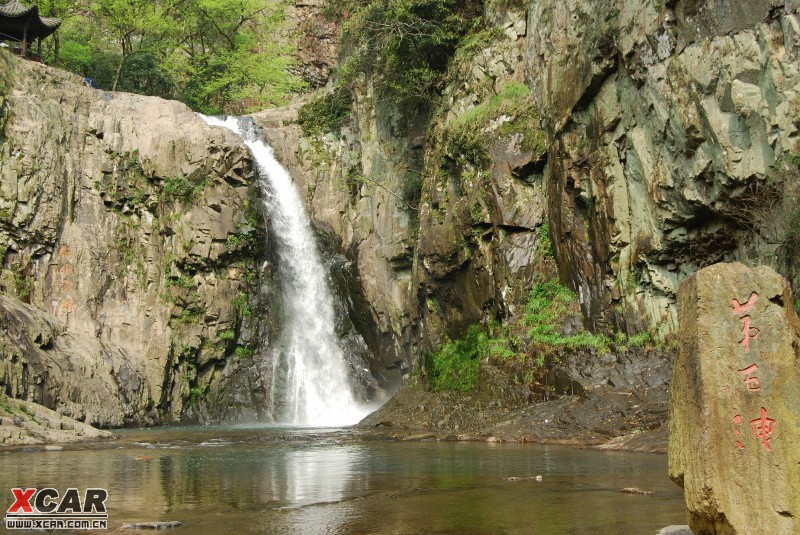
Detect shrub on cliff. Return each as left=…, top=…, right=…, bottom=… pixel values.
left=297, top=87, right=353, bottom=137
left=425, top=279, right=637, bottom=393
left=324, top=0, right=483, bottom=111
left=524, top=281, right=611, bottom=351
left=445, top=82, right=546, bottom=166
left=428, top=324, right=488, bottom=392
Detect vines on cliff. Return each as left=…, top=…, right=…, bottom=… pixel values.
left=295, top=0, right=493, bottom=219
left=443, top=81, right=546, bottom=167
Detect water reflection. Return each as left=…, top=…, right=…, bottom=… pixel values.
left=280, top=446, right=364, bottom=507
left=0, top=428, right=687, bottom=534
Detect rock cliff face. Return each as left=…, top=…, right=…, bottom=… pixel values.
left=262, top=0, right=800, bottom=373
left=2, top=0, right=799, bottom=437
left=530, top=0, right=800, bottom=336
left=0, top=53, right=276, bottom=427
left=287, top=0, right=341, bottom=87
left=256, top=6, right=548, bottom=381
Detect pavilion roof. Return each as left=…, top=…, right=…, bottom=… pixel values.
left=0, top=0, right=61, bottom=42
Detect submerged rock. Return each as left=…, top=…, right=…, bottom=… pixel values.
left=655, top=528, right=693, bottom=535
left=621, top=487, right=654, bottom=496
left=120, top=521, right=182, bottom=530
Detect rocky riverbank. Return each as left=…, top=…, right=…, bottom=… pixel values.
left=359, top=345, right=673, bottom=453
left=0, top=395, right=111, bottom=446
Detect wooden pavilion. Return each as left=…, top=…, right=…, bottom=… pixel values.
left=0, top=0, right=61, bottom=59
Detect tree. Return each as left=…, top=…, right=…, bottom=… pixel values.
left=165, top=0, right=304, bottom=113
left=40, top=0, right=303, bottom=113
left=91, top=0, right=169, bottom=91
left=331, top=0, right=483, bottom=110
left=37, top=0, right=79, bottom=65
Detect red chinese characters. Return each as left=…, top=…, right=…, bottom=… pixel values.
left=749, top=407, right=776, bottom=452
left=731, top=292, right=758, bottom=314
left=731, top=292, right=760, bottom=352
left=730, top=292, right=776, bottom=452
left=733, top=414, right=745, bottom=449
left=733, top=409, right=777, bottom=452
left=737, top=364, right=761, bottom=392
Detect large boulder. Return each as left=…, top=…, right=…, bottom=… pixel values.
left=669, top=262, right=800, bottom=534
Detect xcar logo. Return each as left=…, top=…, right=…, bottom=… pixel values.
left=5, top=488, right=108, bottom=530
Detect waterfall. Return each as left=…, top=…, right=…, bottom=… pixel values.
left=200, top=115, right=372, bottom=427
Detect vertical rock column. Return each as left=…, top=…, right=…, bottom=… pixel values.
left=669, top=262, right=800, bottom=534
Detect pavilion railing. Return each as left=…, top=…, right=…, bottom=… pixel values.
left=0, top=30, right=41, bottom=62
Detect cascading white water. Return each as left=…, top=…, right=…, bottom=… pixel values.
left=201, top=115, right=371, bottom=427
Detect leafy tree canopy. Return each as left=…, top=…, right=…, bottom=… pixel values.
left=36, top=0, right=304, bottom=114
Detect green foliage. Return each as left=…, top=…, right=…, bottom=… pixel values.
left=173, top=308, right=202, bottom=326
left=115, top=237, right=137, bottom=273
left=161, top=176, right=203, bottom=203
left=13, top=268, right=32, bottom=300
left=525, top=280, right=574, bottom=324
left=785, top=179, right=800, bottom=246
left=538, top=223, right=553, bottom=259
left=178, top=343, right=194, bottom=359
left=17, top=403, right=42, bottom=425
left=166, top=274, right=195, bottom=290
left=325, top=0, right=483, bottom=111
left=0, top=53, right=10, bottom=145
left=2, top=397, right=17, bottom=414
left=234, top=345, right=254, bottom=358
left=484, top=320, right=518, bottom=360
left=445, top=82, right=545, bottom=165
left=225, top=231, right=257, bottom=253
left=428, top=324, right=487, bottom=392
left=525, top=280, right=611, bottom=352
left=772, top=154, right=800, bottom=293
left=232, top=293, right=252, bottom=317
left=59, top=40, right=92, bottom=73
left=39, top=0, right=304, bottom=114
left=297, top=88, right=353, bottom=137
left=189, top=383, right=209, bottom=403
left=795, top=299, right=800, bottom=313
left=626, top=332, right=652, bottom=348
left=219, top=329, right=236, bottom=341
left=396, top=168, right=424, bottom=209
left=167, top=0, right=305, bottom=113
left=485, top=0, right=527, bottom=12
left=118, top=52, right=175, bottom=98
left=424, top=280, right=665, bottom=393
left=451, top=26, right=503, bottom=65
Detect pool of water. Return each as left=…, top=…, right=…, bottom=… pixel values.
left=0, top=426, right=687, bottom=534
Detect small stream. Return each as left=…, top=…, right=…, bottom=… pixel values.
left=0, top=426, right=686, bottom=534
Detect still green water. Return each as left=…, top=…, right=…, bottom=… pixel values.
left=0, top=426, right=686, bottom=534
